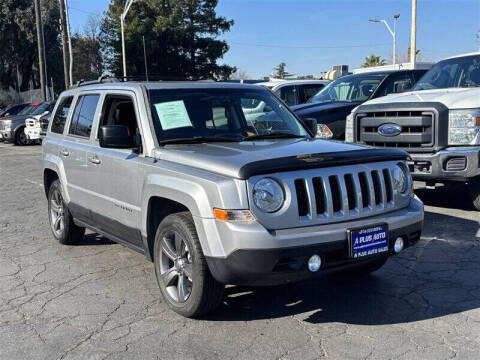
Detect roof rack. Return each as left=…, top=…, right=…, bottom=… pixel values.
left=71, top=74, right=218, bottom=88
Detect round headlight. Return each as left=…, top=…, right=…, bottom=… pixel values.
left=392, top=163, right=408, bottom=194
left=252, top=178, right=284, bottom=213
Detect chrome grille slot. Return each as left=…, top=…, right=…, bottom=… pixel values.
left=344, top=174, right=356, bottom=211
left=328, top=176, right=342, bottom=213
left=371, top=170, right=383, bottom=206
left=358, top=172, right=370, bottom=208
left=294, top=179, right=310, bottom=217
left=382, top=169, right=393, bottom=203
left=312, top=177, right=326, bottom=215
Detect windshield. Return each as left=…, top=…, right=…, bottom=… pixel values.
left=414, top=55, right=480, bottom=90
left=148, top=88, right=309, bottom=144
left=309, top=74, right=385, bottom=103
left=31, top=102, right=52, bottom=115
left=18, top=104, right=36, bottom=116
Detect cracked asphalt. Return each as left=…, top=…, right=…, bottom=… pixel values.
left=1, top=142, right=479, bottom=360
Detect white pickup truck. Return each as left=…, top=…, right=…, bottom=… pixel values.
left=346, top=52, right=480, bottom=209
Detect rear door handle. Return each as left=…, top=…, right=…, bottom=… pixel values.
left=88, top=155, right=101, bottom=165
left=61, top=149, right=69, bottom=157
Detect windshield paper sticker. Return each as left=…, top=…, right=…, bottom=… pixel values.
left=155, top=100, right=192, bottom=130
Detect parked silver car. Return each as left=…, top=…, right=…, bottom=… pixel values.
left=43, top=80, right=424, bottom=317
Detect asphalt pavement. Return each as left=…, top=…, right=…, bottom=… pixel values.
left=1, top=142, right=479, bottom=360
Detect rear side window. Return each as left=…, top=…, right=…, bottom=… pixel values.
left=50, top=97, right=73, bottom=134
left=278, top=86, right=297, bottom=106
left=69, top=95, right=100, bottom=138
left=300, top=84, right=326, bottom=102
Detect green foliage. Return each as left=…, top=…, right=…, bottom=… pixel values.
left=100, top=0, right=236, bottom=80
left=0, top=0, right=63, bottom=91
left=361, top=54, right=387, bottom=68
left=72, top=16, right=104, bottom=83
left=273, top=62, right=293, bottom=79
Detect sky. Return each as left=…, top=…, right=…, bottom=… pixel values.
left=68, top=0, right=480, bottom=78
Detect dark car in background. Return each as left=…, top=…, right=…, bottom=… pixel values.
left=0, top=103, right=29, bottom=120
left=0, top=101, right=52, bottom=145
left=291, top=69, right=428, bottom=140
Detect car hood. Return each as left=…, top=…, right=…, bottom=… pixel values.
left=5, top=114, right=30, bottom=124
left=153, top=139, right=406, bottom=179
left=363, top=87, right=480, bottom=109
left=291, top=101, right=361, bottom=116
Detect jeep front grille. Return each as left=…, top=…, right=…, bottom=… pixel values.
left=358, top=111, right=434, bottom=149
left=293, top=167, right=394, bottom=219
left=249, top=161, right=409, bottom=230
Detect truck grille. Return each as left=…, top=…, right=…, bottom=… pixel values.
left=25, top=119, right=37, bottom=128
left=358, top=111, right=434, bottom=149
left=0, top=122, right=5, bottom=131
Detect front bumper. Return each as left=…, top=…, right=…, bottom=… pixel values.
left=409, top=148, right=480, bottom=182
left=25, top=127, right=41, bottom=140
left=205, top=196, right=423, bottom=285
left=0, top=130, right=14, bottom=141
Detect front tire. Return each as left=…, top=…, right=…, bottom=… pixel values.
left=154, top=212, right=224, bottom=318
left=14, top=126, right=29, bottom=146
left=468, top=177, right=480, bottom=211
left=47, top=179, right=85, bottom=244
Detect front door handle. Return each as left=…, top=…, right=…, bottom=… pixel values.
left=61, top=149, right=69, bottom=157
left=88, top=155, right=101, bottom=165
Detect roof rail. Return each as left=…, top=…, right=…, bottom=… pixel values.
left=72, top=75, right=120, bottom=88
left=70, top=74, right=219, bottom=88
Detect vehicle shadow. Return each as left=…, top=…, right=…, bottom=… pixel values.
left=204, top=210, right=480, bottom=325
left=72, top=233, right=116, bottom=246
left=414, top=183, right=474, bottom=211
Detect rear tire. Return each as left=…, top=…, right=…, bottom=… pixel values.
left=47, top=179, right=85, bottom=244
left=154, top=212, right=224, bottom=318
left=468, top=177, right=480, bottom=211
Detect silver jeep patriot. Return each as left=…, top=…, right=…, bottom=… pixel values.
left=43, top=80, right=424, bottom=317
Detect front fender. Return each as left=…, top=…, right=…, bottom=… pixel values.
left=141, top=170, right=248, bottom=257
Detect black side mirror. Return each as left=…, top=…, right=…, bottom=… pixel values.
left=303, top=118, right=318, bottom=136
left=99, top=125, right=136, bottom=149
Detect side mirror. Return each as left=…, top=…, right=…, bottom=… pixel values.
left=99, top=125, right=136, bottom=149
left=303, top=117, right=318, bottom=135
left=42, top=110, right=50, bottom=116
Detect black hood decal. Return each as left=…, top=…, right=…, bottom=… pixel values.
left=238, top=148, right=410, bottom=179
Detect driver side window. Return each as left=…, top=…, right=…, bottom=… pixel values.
left=98, top=95, right=140, bottom=146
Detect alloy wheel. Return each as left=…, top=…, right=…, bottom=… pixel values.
left=159, top=230, right=193, bottom=303
left=50, top=188, right=65, bottom=238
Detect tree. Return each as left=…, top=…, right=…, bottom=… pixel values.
left=71, top=15, right=104, bottom=83
left=272, top=62, right=294, bottom=79
left=0, top=0, right=63, bottom=92
left=100, top=0, right=236, bottom=80
left=230, top=69, right=249, bottom=80
left=361, top=54, right=387, bottom=68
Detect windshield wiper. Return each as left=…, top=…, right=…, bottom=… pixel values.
left=242, top=133, right=308, bottom=141
left=159, top=136, right=241, bottom=145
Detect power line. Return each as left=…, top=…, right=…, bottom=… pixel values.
left=228, top=41, right=391, bottom=49
left=68, top=6, right=98, bottom=16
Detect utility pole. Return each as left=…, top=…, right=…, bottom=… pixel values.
left=121, top=0, right=137, bottom=78
left=410, top=0, right=417, bottom=66
left=33, top=0, right=47, bottom=101
left=59, top=0, right=69, bottom=89
left=65, top=1, right=73, bottom=87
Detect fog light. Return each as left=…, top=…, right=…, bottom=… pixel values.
left=394, top=237, right=404, bottom=253
left=308, top=254, right=322, bottom=272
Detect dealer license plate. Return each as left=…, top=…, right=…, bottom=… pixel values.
left=348, top=224, right=388, bottom=259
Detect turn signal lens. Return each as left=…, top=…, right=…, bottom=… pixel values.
left=213, top=208, right=255, bottom=222
left=316, top=124, right=333, bottom=139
